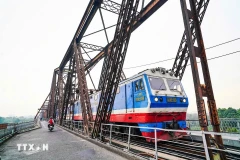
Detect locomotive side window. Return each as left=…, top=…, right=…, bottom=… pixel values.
left=149, top=77, right=166, bottom=90
left=139, top=79, right=144, bottom=90
left=135, top=79, right=144, bottom=91
left=135, top=81, right=139, bottom=91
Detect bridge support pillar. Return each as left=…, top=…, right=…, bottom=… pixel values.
left=180, top=0, right=226, bottom=159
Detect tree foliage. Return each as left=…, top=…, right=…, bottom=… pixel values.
left=218, top=107, right=240, bottom=118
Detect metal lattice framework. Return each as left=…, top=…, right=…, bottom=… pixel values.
left=92, top=0, right=140, bottom=138
left=172, top=0, right=210, bottom=80
left=180, top=0, right=225, bottom=158
left=33, top=1, right=227, bottom=158
left=74, top=42, right=93, bottom=135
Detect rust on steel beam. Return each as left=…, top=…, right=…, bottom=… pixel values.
left=48, top=71, right=57, bottom=118
left=74, top=42, right=93, bottom=135
left=188, top=0, right=226, bottom=159
left=180, top=0, right=225, bottom=159
left=53, top=70, right=62, bottom=119
left=60, top=57, right=75, bottom=123
left=85, top=0, right=168, bottom=72
left=172, top=0, right=210, bottom=80
left=59, top=0, right=102, bottom=71
left=58, top=71, right=64, bottom=124
left=92, top=0, right=140, bottom=138
left=34, top=93, right=50, bottom=119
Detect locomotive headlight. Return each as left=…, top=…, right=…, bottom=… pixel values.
left=154, top=97, right=159, bottom=102
left=183, top=98, right=186, bottom=102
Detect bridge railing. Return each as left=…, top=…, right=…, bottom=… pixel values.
left=59, top=119, right=240, bottom=160
left=100, top=123, right=240, bottom=160
left=186, top=118, right=240, bottom=133
left=0, top=121, right=35, bottom=143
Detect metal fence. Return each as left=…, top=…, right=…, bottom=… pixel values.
left=100, top=124, right=240, bottom=160
left=186, top=118, right=240, bottom=133
left=60, top=120, right=240, bottom=160
left=0, top=121, right=35, bottom=143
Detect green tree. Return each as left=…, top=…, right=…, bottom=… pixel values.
left=218, top=107, right=238, bottom=118
left=218, top=108, right=227, bottom=118
left=237, top=109, right=240, bottom=118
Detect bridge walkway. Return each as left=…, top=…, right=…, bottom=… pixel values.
left=0, top=121, right=127, bottom=160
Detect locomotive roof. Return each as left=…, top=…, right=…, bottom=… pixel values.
left=120, top=67, right=179, bottom=84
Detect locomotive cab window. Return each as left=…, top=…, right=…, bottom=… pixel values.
left=149, top=77, right=166, bottom=90
left=135, top=79, right=144, bottom=91
left=167, top=79, right=184, bottom=94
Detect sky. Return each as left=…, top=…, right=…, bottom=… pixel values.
left=0, top=0, right=240, bottom=117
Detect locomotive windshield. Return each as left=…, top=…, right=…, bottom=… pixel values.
left=148, top=77, right=166, bottom=90
left=167, top=79, right=184, bottom=94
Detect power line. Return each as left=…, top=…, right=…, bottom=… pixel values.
left=124, top=58, right=175, bottom=69
left=205, top=38, right=240, bottom=50
left=186, top=50, right=240, bottom=66
left=123, top=37, right=240, bottom=69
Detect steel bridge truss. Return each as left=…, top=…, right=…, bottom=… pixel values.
left=42, top=0, right=168, bottom=131
left=35, top=0, right=227, bottom=159
left=180, top=0, right=225, bottom=159
left=92, top=0, right=140, bottom=138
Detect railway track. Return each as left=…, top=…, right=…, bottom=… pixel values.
left=103, top=133, right=239, bottom=160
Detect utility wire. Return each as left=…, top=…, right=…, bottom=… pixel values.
left=123, top=37, right=240, bottom=69
left=205, top=38, right=240, bottom=50
left=124, top=58, right=175, bottom=69
left=186, top=50, right=240, bottom=66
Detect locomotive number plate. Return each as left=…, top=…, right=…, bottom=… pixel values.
left=135, top=96, right=144, bottom=102
left=167, top=97, right=177, bottom=103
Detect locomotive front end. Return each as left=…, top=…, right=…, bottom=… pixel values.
left=139, top=68, right=189, bottom=141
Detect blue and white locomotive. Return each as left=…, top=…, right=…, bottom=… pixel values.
left=69, top=67, right=189, bottom=140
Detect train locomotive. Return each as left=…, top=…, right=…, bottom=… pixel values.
left=67, top=67, right=189, bottom=141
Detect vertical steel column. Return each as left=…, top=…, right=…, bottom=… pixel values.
left=58, top=71, right=63, bottom=125
left=172, top=0, right=210, bottom=80
left=74, top=42, right=93, bottom=135
left=49, top=71, right=57, bottom=118
left=92, top=0, right=140, bottom=139
left=188, top=0, right=225, bottom=159
left=180, top=0, right=213, bottom=159
left=53, top=71, right=60, bottom=119
left=60, top=57, right=74, bottom=123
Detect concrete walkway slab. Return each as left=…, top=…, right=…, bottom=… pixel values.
left=0, top=121, right=127, bottom=160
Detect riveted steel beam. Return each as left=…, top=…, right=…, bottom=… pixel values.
left=85, top=0, right=168, bottom=72
left=172, top=0, right=210, bottom=80
left=180, top=0, right=225, bottom=159
left=92, top=0, right=140, bottom=138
